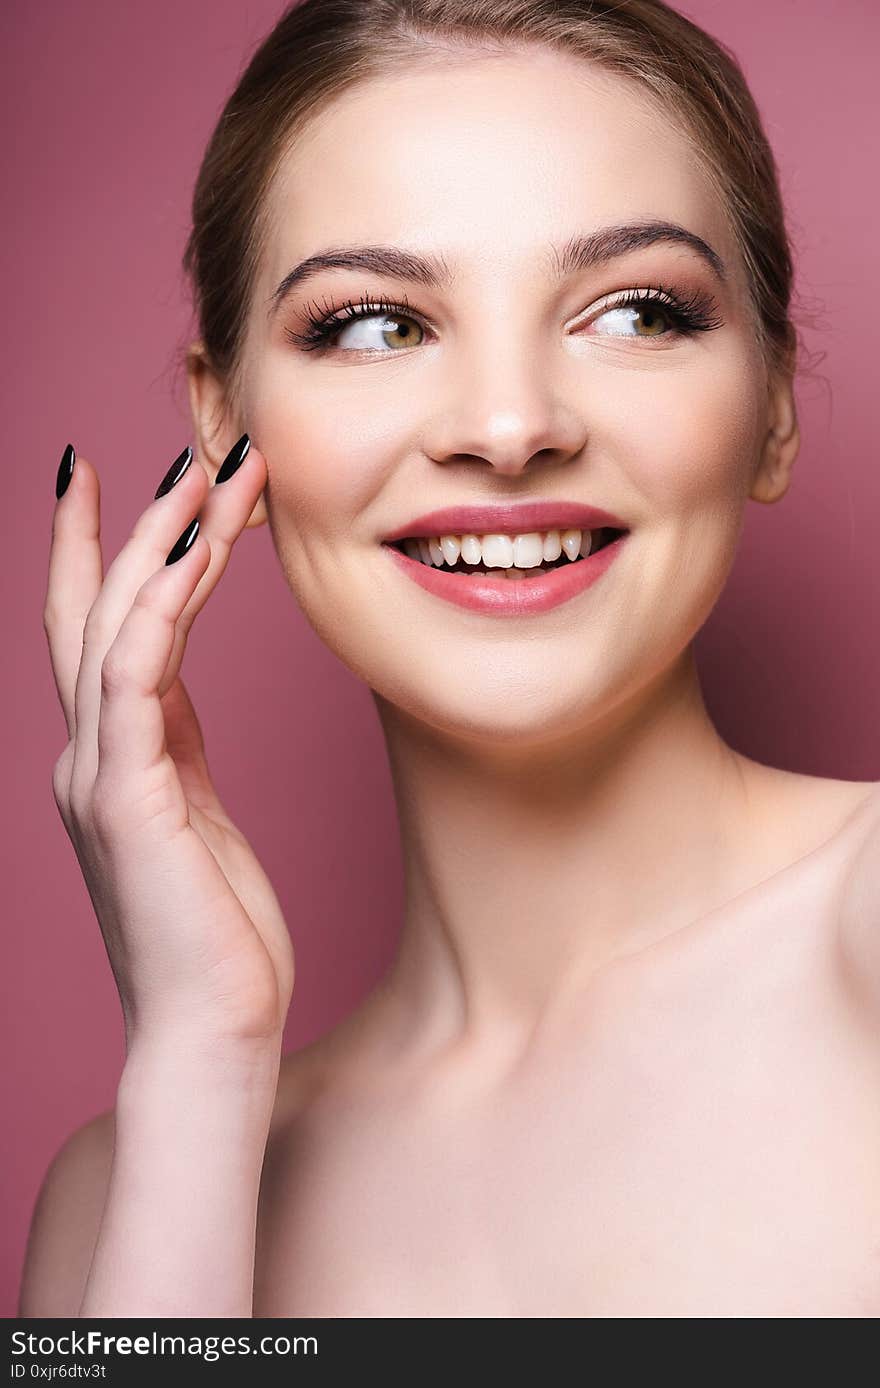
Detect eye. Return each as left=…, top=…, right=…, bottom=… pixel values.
left=582, top=285, right=724, bottom=341
left=331, top=309, right=425, bottom=352
left=593, top=299, right=673, bottom=337
left=284, top=293, right=427, bottom=353
left=284, top=283, right=724, bottom=355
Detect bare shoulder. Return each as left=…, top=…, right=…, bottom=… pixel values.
left=742, top=761, right=880, bottom=837
left=17, top=1053, right=322, bottom=1320
left=766, top=768, right=880, bottom=901
left=732, top=760, right=880, bottom=1006
left=267, top=982, right=407, bottom=1156
left=18, top=1109, right=115, bottom=1318
left=762, top=764, right=880, bottom=1021
left=832, top=777, right=880, bottom=1014
left=18, top=1065, right=320, bottom=1320
left=734, top=759, right=878, bottom=864
left=271, top=1002, right=392, bottom=1132
left=18, top=1007, right=379, bottom=1320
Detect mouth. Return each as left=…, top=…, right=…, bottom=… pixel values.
left=382, top=526, right=628, bottom=579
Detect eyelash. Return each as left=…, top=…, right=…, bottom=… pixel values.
left=283, top=282, right=724, bottom=353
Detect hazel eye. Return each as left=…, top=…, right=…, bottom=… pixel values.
left=286, top=283, right=722, bottom=354
left=592, top=301, right=674, bottom=338
left=333, top=311, right=425, bottom=352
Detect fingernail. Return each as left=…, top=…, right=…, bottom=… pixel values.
left=56, top=443, right=76, bottom=500
left=155, top=445, right=193, bottom=499
left=215, top=433, right=251, bottom=485
left=165, top=518, right=200, bottom=565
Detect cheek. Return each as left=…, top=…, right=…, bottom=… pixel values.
left=244, top=360, right=396, bottom=544
left=624, top=351, right=763, bottom=516
left=604, top=351, right=765, bottom=646
left=242, top=363, right=403, bottom=648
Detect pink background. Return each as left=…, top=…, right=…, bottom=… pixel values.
left=2, top=0, right=877, bottom=1316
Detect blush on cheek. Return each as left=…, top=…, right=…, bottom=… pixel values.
left=630, top=358, right=763, bottom=516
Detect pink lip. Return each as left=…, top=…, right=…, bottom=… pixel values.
left=382, top=500, right=628, bottom=542
left=383, top=531, right=629, bottom=616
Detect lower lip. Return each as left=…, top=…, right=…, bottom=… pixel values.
left=382, top=533, right=629, bottom=616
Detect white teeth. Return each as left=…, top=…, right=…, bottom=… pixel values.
left=460, top=533, right=482, bottom=565
left=481, top=534, right=515, bottom=569
left=542, top=529, right=562, bottom=562
left=560, top=528, right=582, bottom=561
left=512, top=532, right=544, bottom=567
left=398, top=526, right=611, bottom=572
left=440, top=534, right=461, bottom=565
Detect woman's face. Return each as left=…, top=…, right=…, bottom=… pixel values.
left=237, top=46, right=785, bottom=745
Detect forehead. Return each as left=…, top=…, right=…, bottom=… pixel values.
left=262, top=45, right=734, bottom=288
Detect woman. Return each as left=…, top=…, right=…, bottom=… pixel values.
left=24, top=0, right=880, bottom=1317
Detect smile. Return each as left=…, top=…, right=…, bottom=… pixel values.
left=382, top=526, right=630, bottom=616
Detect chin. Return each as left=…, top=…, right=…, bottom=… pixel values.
left=369, top=652, right=639, bottom=750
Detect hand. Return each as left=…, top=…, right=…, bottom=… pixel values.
left=44, top=440, right=294, bottom=1053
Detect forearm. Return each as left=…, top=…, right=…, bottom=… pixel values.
left=78, top=1034, right=282, bottom=1318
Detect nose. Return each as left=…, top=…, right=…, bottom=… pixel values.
left=423, top=340, right=588, bottom=478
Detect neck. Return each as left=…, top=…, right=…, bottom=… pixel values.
left=374, top=646, right=764, bottom=1056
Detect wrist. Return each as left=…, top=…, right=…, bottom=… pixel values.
left=86, top=1028, right=278, bottom=1321
left=119, top=1026, right=282, bottom=1108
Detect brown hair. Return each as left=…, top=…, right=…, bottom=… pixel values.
left=180, top=0, right=810, bottom=433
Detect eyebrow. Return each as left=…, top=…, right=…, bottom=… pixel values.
left=267, top=218, right=727, bottom=318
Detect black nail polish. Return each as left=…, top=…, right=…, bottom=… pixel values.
left=56, top=444, right=76, bottom=500
left=215, top=433, right=250, bottom=485
left=165, top=518, right=200, bottom=565
left=155, top=445, right=193, bottom=499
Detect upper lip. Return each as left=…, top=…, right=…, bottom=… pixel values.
left=382, top=500, right=630, bottom=542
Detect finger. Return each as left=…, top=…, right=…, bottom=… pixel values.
left=70, top=452, right=210, bottom=796
left=175, top=439, right=268, bottom=636
left=43, top=451, right=104, bottom=739
left=95, top=534, right=212, bottom=811
left=143, top=441, right=269, bottom=727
